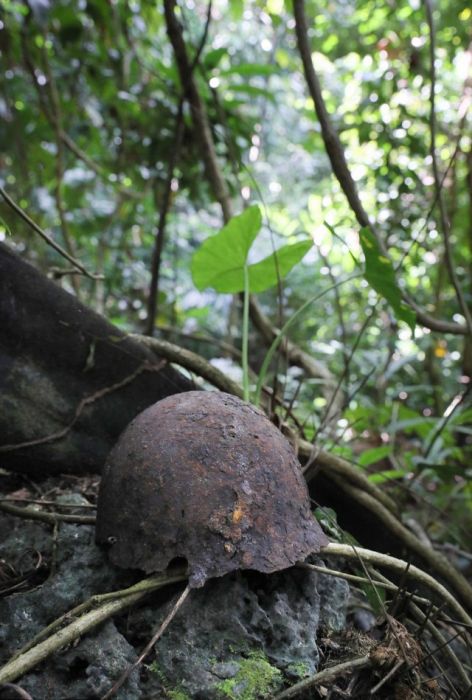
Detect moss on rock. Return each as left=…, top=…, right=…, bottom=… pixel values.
left=216, top=652, right=283, bottom=700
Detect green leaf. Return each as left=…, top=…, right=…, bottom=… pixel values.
left=191, top=206, right=262, bottom=292
left=220, top=63, right=278, bottom=77
left=368, top=469, right=407, bottom=485
left=204, top=48, right=227, bottom=70
left=191, top=206, right=313, bottom=294
left=228, top=0, right=244, bottom=20
left=358, top=445, right=392, bottom=467
left=359, top=227, right=416, bottom=332
left=228, top=84, right=276, bottom=103
left=246, top=240, right=313, bottom=293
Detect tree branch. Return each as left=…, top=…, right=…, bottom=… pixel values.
left=163, top=0, right=341, bottom=399
left=292, top=0, right=467, bottom=336
left=423, top=0, right=472, bottom=334
left=0, top=187, right=101, bottom=280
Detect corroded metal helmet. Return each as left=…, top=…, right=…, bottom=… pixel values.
left=96, top=391, right=328, bottom=587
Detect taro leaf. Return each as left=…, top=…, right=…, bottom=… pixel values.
left=246, top=240, right=313, bottom=293
left=359, top=227, right=416, bottom=332
left=191, top=206, right=262, bottom=292
left=191, top=206, right=313, bottom=294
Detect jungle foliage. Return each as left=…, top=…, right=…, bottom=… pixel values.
left=0, top=0, right=471, bottom=542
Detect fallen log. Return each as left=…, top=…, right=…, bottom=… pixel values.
left=0, top=243, right=193, bottom=476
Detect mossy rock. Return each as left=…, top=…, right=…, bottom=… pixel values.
left=216, top=652, right=283, bottom=700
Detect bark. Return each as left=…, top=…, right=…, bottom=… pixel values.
left=0, top=243, right=193, bottom=476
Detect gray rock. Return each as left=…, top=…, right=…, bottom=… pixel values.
left=0, top=507, right=348, bottom=700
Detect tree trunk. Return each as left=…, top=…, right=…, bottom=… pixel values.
left=0, top=243, right=193, bottom=476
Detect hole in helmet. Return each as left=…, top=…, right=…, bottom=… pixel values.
left=167, top=556, right=189, bottom=573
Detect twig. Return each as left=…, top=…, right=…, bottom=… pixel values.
left=300, top=439, right=397, bottom=514
left=273, top=655, right=371, bottom=699
left=163, top=0, right=232, bottom=221
left=0, top=498, right=95, bottom=510
left=298, top=562, right=432, bottom=608
left=409, top=601, right=471, bottom=690
left=0, top=571, right=187, bottom=684
left=369, top=659, right=404, bottom=695
left=323, top=543, right=472, bottom=627
left=0, top=501, right=95, bottom=525
left=423, top=358, right=471, bottom=459
left=100, top=584, right=191, bottom=699
left=328, top=476, right=472, bottom=614
left=132, top=334, right=244, bottom=397
left=0, top=684, right=33, bottom=700
left=157, top=324, right=242, bottom=359
left=0, top=187, right=101, bottom=280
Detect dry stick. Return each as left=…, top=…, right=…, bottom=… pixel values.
left=0, top=572, right=187, bottom=685
left=273, top=655, right=371, bottom=700
left=0, top=498, right=95, bottom=509
left=131, top=334, right=244, bottom=398
left=298, top=562, right=433, bottom=609
left=291, top=0, right=466, bottom=337
left=100, top=584, right=191, bottom=699
left=0, top=684, right=33, bottom=700
left=163, top=0, right=339, bottom=399
left=163, top=0, right=232, bottom=221
left=0, top=187, right=100, bottom=280
left=369, top=659, right=405, bottom=696
left=0, top=501, right=96, bottom=525
left=390, top=586, right=471, bottom=688
left=325, top=472, right=472, bottom=613
left=371, top=568, right=469, bottom=693
left=324, top=543, right=472, bottom=627
left=158, top=324, right=242, bottom=359
left=423, top=0, right=472, bottom=335
left=423, top=382, right=471, bottom=459
left=300, top=439, right=397, bottom=514
left=410, top=608, right=471, bottom=691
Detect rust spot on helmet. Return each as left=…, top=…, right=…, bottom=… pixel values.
left=95, top=391, right=329, bottom=587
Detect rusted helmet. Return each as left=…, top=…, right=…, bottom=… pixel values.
left=96, top=391, right=328, bottom=587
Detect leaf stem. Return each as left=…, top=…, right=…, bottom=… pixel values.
left=254, top=273, right=361, bottom=406
left=242, top=265, right=250, bottom=402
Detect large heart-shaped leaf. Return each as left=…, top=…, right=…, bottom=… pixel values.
left=191, top=205, right=262, bottom=292
left=191, top=206, right=313, bottom=293
left=359, top=227, right=416, bottom=332
left=246, top=239, right=313, bottom=293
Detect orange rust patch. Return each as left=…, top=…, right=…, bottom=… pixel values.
left=232, top=502, right=245, bottom=524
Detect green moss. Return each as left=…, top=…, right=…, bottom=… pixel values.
left=286, top=661, right=310, bottom=679
left=146, top=660, right=166, bottom=683
left=146, top=662, right=190, bottom=700
left=167, top=691, right=191, bottom=700
left=216, top=652, right=283, bottom=700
